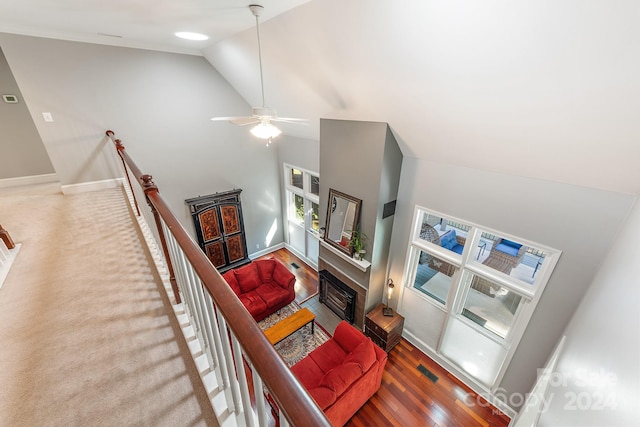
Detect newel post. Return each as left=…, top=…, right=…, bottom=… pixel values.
left=141, top=174, right=182, bottom=304
left=113, top=136, right=141, bottom=217
left=0, top=224, right=15, bottom=250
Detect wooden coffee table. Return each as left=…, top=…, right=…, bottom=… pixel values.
left=264, top=307, right=315, bottom=345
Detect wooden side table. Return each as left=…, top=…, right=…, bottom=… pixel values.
left=364, top=304, right=404, bottom=352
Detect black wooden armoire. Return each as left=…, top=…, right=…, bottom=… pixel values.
left=185, top=189, right=250, bottom=273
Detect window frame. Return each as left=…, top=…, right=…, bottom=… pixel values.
left=404, top=205, right=561, bottom=347
left=283, top=164, right=320, bottom=234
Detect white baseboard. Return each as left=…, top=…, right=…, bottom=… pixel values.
left=0, top=173, right=58, bottom=189
left=284, top=243, right=318, bottom=270
left=61, top=178, right=124, bottom=195
left=249, top=242, right=285, bottom=259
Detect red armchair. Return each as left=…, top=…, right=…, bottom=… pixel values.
left=221, top=258, right=296, bottom=322
left=291, top=321, right=387, bottom=426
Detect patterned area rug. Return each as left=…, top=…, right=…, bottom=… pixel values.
left=258, top=302, right=331, bottom=366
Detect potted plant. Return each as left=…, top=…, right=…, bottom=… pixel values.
left=348, top=229, right=368, bottom=261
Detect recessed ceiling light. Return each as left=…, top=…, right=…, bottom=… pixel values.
left=175, top=32, right=209, bottom=41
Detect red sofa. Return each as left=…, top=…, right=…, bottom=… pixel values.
left=291, top=321, right=387, bottom=426
left=221, top=259, right=296, bottom=322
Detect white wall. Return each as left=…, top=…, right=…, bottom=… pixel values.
left=387, top=157, right=636, bottom=411
left=277, top=134, right=320, bottom=175
left=206, top=0, right=640, bottom=195
left=0, top=46, right=54, bottom=179
left=537, top=200, right=640, bottom=426
left=0, top=33, right=285, bottom=252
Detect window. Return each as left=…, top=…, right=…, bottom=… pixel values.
left=311, top=201, right=319, bottom=232
left=285, top=166, right=319, bottom=232
left=290, top=168, right=303, bottom=190
left=290, top=193, right=304, bottom=224
left=412, top=212, right=471, bottom=305
left=473, top=232, right=550, bottom=287
left=418, top=212, right=468, bottom=256
left=310, top=176, right=320, bottom=196
left=403, top=206, right=560, bottom=388
left=413, top=251, right=459, bottom=304
left=461, top=271, right=522, bottom=339
left=283, top=164, right=320, bottom=265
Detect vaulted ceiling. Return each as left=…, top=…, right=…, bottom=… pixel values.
left=1, top=0, right=639, bottom=194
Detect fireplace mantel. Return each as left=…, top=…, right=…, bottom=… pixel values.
left=320, top=240, right=371, bottom=272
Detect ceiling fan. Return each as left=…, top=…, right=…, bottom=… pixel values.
left=211, top=4, right=307, bottom=142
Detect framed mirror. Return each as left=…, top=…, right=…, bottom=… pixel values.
left=324, top=189, right=362, bottom=256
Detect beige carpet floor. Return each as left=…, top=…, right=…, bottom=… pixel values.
left=0, top=183, right=218, bottom=427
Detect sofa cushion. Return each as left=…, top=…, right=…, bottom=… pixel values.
left=254, top=258, right=276, bottom=282
left=319, top=362, right=363, bottom=396
left=343, top=339, right=376, bottom=372
left=222, top=271, right=242, bottom=296
left=238, top=291, right=267, bottom=318
left=255, top=282, right=290, bottom=308
left=440, top=230, right=458, bottom=250
left=307, top=386, right=337, bottom=410
left=309, top=339, right=349, bottom=374
left=501, top=239, right=522, bottom=249
left=235, top=263, right=261, bottom=293
left=291, top=352, right=325, bottom=387
left=333, top=321, right=367, bottom=354
left=494, top=243, right=520, bottom=257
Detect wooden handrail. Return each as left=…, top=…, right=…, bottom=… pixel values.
left=0, top=224, right=15, bottom=250
left=105, top=130, right=330, bottom=427
left=106, top=131, right=141, bottom=217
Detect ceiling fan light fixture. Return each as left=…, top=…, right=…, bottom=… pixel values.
left=250, top=121, right=281, bottom=139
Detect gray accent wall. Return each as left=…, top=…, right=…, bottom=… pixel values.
left=0, top=46, right=54, bottom=179
left=0, top=33, right=284, bottom=253
left=387, top=157, right=636, bottom=411
left=319, top=119, right=402, bottom=316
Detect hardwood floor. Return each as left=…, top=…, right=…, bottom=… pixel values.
left=352, top=339, right=511, bottom=427
left=257, top=248, right=511, bottom=427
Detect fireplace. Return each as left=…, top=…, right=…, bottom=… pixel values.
left=319, top=270, right=356, bottom=324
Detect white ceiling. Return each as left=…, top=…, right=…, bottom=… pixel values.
left=1, top=0, right=640, bottom=195
left=0, top=0, right=309, bottom=54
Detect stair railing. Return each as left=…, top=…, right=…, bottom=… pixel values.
left=0, top=224, right=15, bottom=250
left=105, top=130, right=330, bottom=427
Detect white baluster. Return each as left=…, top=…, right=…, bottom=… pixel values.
left=216, top=312, right=243, bottom=414
left=231, top=333, right=257, bottom=427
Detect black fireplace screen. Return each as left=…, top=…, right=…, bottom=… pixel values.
left=319, top=270, right=356, bottom=324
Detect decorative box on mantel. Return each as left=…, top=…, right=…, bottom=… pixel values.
left=365, top=304, right=404, bottom=352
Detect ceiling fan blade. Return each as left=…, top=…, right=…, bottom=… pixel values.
left=230, top=117, right=261, bottom=126
left=210, top=116, right=246, bottom=121
left=271, top=117, right=309, bottom=124
left=211, top=116, right=261, bottom=126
